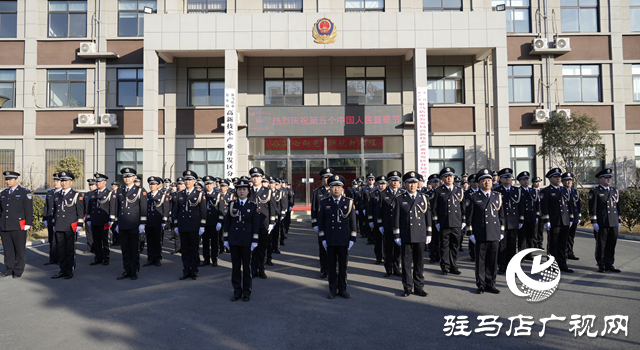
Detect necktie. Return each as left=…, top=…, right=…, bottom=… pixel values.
left=125, top=187, right=129, bottom=193
left=9, top=189, right=13, bottom=195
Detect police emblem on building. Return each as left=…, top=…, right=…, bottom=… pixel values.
left=313, top=18, right=337, bottom=44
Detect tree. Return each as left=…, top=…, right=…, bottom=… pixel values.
left=537, top=112, right=606, bottom=187
left=54, top=155, right=84, bottom=181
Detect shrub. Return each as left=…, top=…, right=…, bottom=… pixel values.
left=619, top=189, right=640, bottom=232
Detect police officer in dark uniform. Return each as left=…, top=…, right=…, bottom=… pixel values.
left=562, top=172, right=581, bottom=261
left=51, top=171, right=84, bottom=280
left=495, top=168, right=524, bottom=274
left=466, top=169, right=504, bottom=294
left=532, top=176, right=544, bottom=249
left=110, top=181, right=121, bottom=246
left=267, top=177, right=287, bottom=262
left=367, top=175, right=387, bottom=264
left=43, top=173, right=61, bottom=265
left=431, top=167, right=465, bottom=275
left=464, top=174, right=480, bottom=261
left=223, top=179, right=259, bottom=302
left=540, top=168, right=575, bottom=273
left=114, top=168, right=147, bottom=280
left=589, top=168, right=622, bottom=273
left=283, top=180, right=294, bottom=243
left=517, top=171, right=539, bottom=257
left=201, top=175, right=221, bottom=266
left=143, top=176, right=170, bottom=267
left=311, top=168, right=334, bottom=278
left=87, top=173, right=117, bottom=266
left=360, top=173, right=376, bottom=245
left=393, top=171, right=432, bottom=297
left=248, top=167, right=276, bottom=279
left=318, top=175, right=357, bottom=299
left=170, top=177, right=185, bottom=254
left=217, top=178, right=235, bottom=254
left=426, top=174, right=440, bottom=262
left=84, top=178, right=97, bottom=254
left=377, top=171, right=404, bottom=277
left=173, top=170, right=206, bottom=280
left=0, top=171, right=34, bottom=278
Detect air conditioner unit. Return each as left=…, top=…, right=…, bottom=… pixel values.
left=554, top=38, right=570, bottom=50
left=531, top=38, right=549, bottom=52
left=79, top=42, right=97, bottom=54
left=77, top=113, right=96, bottom=126
left=554, top=109, right=571, bottom=119
left=532, top=109, right=550, bottom=124
left=100, top=113, right=117, bottom=126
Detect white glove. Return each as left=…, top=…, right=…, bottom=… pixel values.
left=169, top=217, right=173, bottom=223
left=224, top=241, right=230, bottom=250
left=500, top=234, right=504, bottom=241
left=87, top=221, right=91, bottom=227
left=569, top=221, right=573, bottom=228
left=53, top=226, right=56, bottom=232
left=426, top=236, right=432, bottom=244
left=44, top=220, right=48, bottom=227
left=267, top=224, right=274, bottom=234
left=461, top=223, right=466, bottom=230
left=470, top=235, right=476, bottom=244
left=76, top=226, right=82, bottom=233
left=250, top=242, right=257, bottom=251
left=174, top=228, right=179, bottom=234
left=618, top=223, right=621, bottom=230
left=518, top=223, right=523, bottom=229
left=281, top=216, right=285, bottom=221
left=161, top=223, right=166, bottom=229
left=544, top=223, right=551, bottom=231
left=322, top=240, right=327, bottom=250
left=356, top=210, right=359, bottom=215
left=348, top=241, right=354, bottom=250
left=115, top=225, right=119, bottom=233
left=379, top=227, right=385, bottom=234
left=536, top=218, right=539, bottom=223
left=394, top=238, right=401, bottom=246
left=24, top=225, right=31, bottom=231
left=216, top=223, right=222, bottom=231
left=289, top=207, right=292, bottom=211
left=593, top=223, right=599, bottom=232
left=138, top=225, right=145, bottom=234
left=198, top=227, right=205, bottom=236
left=369, top=222, right=374, bottom=229
left=363, top=210, right=366, bottom=215
left=436, top=224, right=440, bottom=231
left=313, top=226, right=319, bottom=233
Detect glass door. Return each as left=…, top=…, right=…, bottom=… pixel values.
left=291, top=159, right=325, bottom=207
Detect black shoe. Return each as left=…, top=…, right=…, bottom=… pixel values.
left=375, top=260, right=382, bottom=265
left=470, top=256, right=476, bottom=262
left=266, top=261, right=274, bottom=266
left=320, top=272, right=327, bottom=278
left=429, top=258, right=438, bottom=263
left=200, top=261, right=210, bottom=267
left=251, top=273, right=258, bottom=278
left=143, top=261, right=155, bottom=267
left=498, top=269, right=506, bottom=275
left=328, top=292, right=335, bottom=299
left=477, top=287, right=485, bottom=294
left=191, top=274, right=198, bottom=280
left=243, top=296, right=250, bottom=302
left=605, top=266, right=621, bottom=273
left=0, top=272, right=11, bottom=278
left=103, top=261, right=110, bottom=266
left=383, top=272, right=392, bottom=277
left=441, top=269, right=448, bottom=275
left=280, top=242, right=285, bottom=246
left=402, top=289, right=411, bottom=297
left=212, top=261, right=218, bottom=267
left=449, top=268, right=461, bottom=275
left=64, top=273, right=73, bottom=280
left=597, top=265, right=605, bottom=273
left=560, top=267, right=574, bottom=273
left=112, top=243, right=120, bottom=247
left=44, top=261, right=57, bottom=266
left=459, top=247, right=464, bottom=252
left=13, top=274, right=21, bottom=278
left=274, top=249, right=281, bottom=254
left=130, top=273, right=138, bottom=280
left=568, top=255, right=580, bottom=260
left=89, top=260, right=101, bottom=266
left=339, top=291, right=351, bottom=299
left=219, top=249, right=225, bottom=254
left=414, top=288, right=428, bottom=297
left=117, top=272, right=131, bottom=280
left=155, top=261, right=162, bottom=267
left=51, top=272, right=66, bottom=279
left=366, top=241, right=373, bottom=245
left=393, top=270, right=402, bottom=277
left=170, top=250, right=179, bottom=255
left=259, top=272, right=267, bottom=279
left=231, top=294, right=241, bottom=301
left=179, top=274, right=189, bottom=280
left=486, top=286, right=500, bottom=294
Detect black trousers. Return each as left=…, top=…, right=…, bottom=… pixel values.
left=595, top=226, right=618, bottom=267
left=218, top=228, right=224, bottom=253
left=251, top=229, right=269, bottom=274
left=85, top=224, right=94, bottom=253
left=548, top=225, right=570, bottom=269
left=401, top=242, right=426, bottom=291
left=120, top=229, right=140, bottom=274
left=47, top=224, right=58, bottom=263
left=519, top=222, right=536, bottom=252
left=267, top=222, right=281, bottom=261
left=231, top=245, right=252, bottom=297
left=279, top=217, right=287, bottom=244
left=440, top=227, right=461, bottom=270
left=566, top=222, right=578, bottom=256
left=173, top=227, right=181, bottom=252
left=146, top=226, right=163, bottom=263
left=318, top=240, right=328, bottom=274
left=284, top=210, right=292, bottom=235
left=1, top=230, right=27, bottom=275
left=360, top=215, right=372, bottom=242
left=327, top=245, right=349, bottom=293
left=383, top=228, right=401, bottom=273
left=91, top=224, right=111, bottom=262
left=498, top=228, right=519, bottom=270
left=373, top=226, right=383, bottom=261
left=139, top=231, right=146, bottom=252
left=533, top=219, right=544, bottom=249
left=475, top=240, right=499, bottom=289
left=55, top=230, right=76, bottom=275
left=111, top=226, right=120, bottom=245
left=180, top=231, right=200, bottom=275
left=201, top=226, right=219, bottom=263
left=429, top=228, right=441, bottom=260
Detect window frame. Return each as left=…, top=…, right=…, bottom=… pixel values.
left=45, top=149, right=85, bottom=189
left=47, top=0, right=87, bottom=38
left=635, top=144, right=640, bottom=185
left=0, top=1, right=18, bottom=38
left=632, top=0, right=640, bottom=32
left=423, top=0, right=462, bottom=12
left=633, top=64, right=640, bottom=102
left=492, top=0, right=531, bottom=33
left=186, top=0, right=227, bottom=13
left=187, top=67, right=225, bottom=107
left=263, top=67, right=304, bottom=106
left=510, top=145, right=536, bottom=177
left=115, top=149, right=143, bottom=185
left=428, top=146, right=465, bottom=175
left=186, top=148, right=225, bottom=178
left=262, top=0, right=303, bottom=13
left=117, top=68, right=144, bottom=107
left=345, top=66, right=386, bottom=106
left=345, top=0, right=385, bottom=12
left=578, top=145, right=605, bottom=185
left=560, top=0, right=599, bottom=33
left=0, top=150, right=15, bottom=179
left=562, top=64, right=601, bottom=103
left=118, top=0, right=157, bottom=37
left=508, top=65, right=534, bottom=103
left=0, top=69, right=16, bottom=108
left=427, top=65, right=464, bottom=104
left=47, top=69, right=87, bottom=107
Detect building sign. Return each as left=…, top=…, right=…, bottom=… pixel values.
left=312, top=18, right=337, bottom=44
left=248, top=105, right=403, bottom=137
left=224, top=88, right=237, bottom=178
left=416, top=87, right=429, bottom=176
left=265, top=137, right=383, bottom=150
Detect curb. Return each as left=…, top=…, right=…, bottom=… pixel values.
left=576, top=227, right=640, bottom=241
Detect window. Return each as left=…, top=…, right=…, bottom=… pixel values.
left=45, top=149, right=84, bottom=188
left=635, top=144, right=640, bottom=184
left=346, top=67, right=385, bottom=105
left=510, top=145, right=535, bottom=177
left=578, top=145, right=604, bottom=184
left=188, top=68, right=224, bottom=106
left=187, top=0, right=226, bottom=12
left=632, top=0, right=640, bottom=32
left=116, top=149, right=143, bottom=185
left=0, top=1, right=17, bottom=38
left=633, top=65, right=640, bottom=102
left=263, top=0, right=302, bottom=12
left=561, top=0, right=598, bottom=32
left=117, top=69, right=143, bottom=106
left=562, top=65, right=600, bottom=102
left=0, top=70, right=16, bottom=108
left=264, top=67, right=303, bottom=106
left=0, top=150, right=14, bottom=177
left=119, top=0, right=156, bottom=37
left=48, top=69, right=86, bottom=107
left=423, top=0, right=462, bottom=11
left=187, top=149, right=224, bottom=178
left=508, top=65, right=533, bottom=103
left=48, top=1, right=87, bottom=38
left=345, top=0, right=384, bottom=12
left=492, top=0, right=530, bottom=32
left=427, top=66, right=463, bottom=104
left=429, top=146, right=464, bottom=175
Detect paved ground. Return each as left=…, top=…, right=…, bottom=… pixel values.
left=0, top=223, right=638, bottom=349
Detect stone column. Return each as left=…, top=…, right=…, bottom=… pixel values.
left=142, top=49, right=160, bottom=175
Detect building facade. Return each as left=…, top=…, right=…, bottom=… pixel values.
left=0, top=0, right=639, bottom=206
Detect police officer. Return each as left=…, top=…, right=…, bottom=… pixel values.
left=425, top=174, right=440, bottom=262
left=540, top=168, right=575, bottom=273
left=248, top=167, right=276, bottom=279
left=496, top=168, right=524, bottom=274
left=360, top=173, right=376, bottom=245
left=114, top=168, right=147, bottom=280
left=517, top=171, right=539, bottom=258
left=201, top=175, right=221, bottom=266
left=466, top=169, right=504, bottom=294
left=0, top=171, right=34, bottom=278
left=51, top=171, right=84, bottom=280
left=84, top=178, right=97, bottom=254
left=162, top=178, right=172, bottom=193
left=589, top=168, right=621, bottom=273
left=367, top=175, right=387, bottom=265
left=532, top=176, right=544, bottom=249
left=173, top=170, right=206, bottom=280
left=311, top=168, right=334, bottom=278
left=143, top=176, right=170, bottom=267
left=318, top=175, right=357, bottom=299
left=562, top=172, right=581, bottom=261
left=267, top=177, right=287, bottom=263
left=431, top=167, right=465, bottom=275
left=217, top=178, right=235, bottom=254
left=393, top=171, right=432, bottom=297
left=43, top=173, right=61, bottom=265
left=282, top=180, right=294, bottom=244
left=223, top=179, right=259, bottom=302
left=87, top=173, right=117, bottom=266
left=170, top=177, right=186, bottom=254
left=378, top=171, right=404, bottom=277
left=111, top=181, right=121, bottom=246
left=464, top=174, right=480, bottom=261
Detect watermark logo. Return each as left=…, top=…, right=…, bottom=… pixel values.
left=506, top=248, right=561, bottom=302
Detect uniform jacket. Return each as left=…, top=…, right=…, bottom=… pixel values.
left=430, top=184, right=466, bottom=229
left=274, top=188, right=288, bottom=219
left=374, top=187, right=404, bottom=230
left=286, top=187, right=294, bottom=211
left=540, top=185, right=574, bottom=227
left=223, top=199, right=259, bottom=246
left=567, top=187, right=582, bottom=222
left=217, top=190, right=236, bottom=223
left=115, top=185, right=148, bottom=230
left=203, top=191, right=221, bottom=227
left=249, top=186, right=276, bottom=230
left=366, top=188, right=382, bottom=226
left=0, top=186, right=34, bottom=231
left=88, top=188, right=117, bottom=226
left=147, top=190, right=170, bottom=228
left=52, top=189, right=84, bottom=232
left=317, top=196, right=357, bottom=246
left=495, top=185, right=525, bottom=229
left=520, top=186, right=540, bottom=223
left=588, top=185, right=620, bottom=228
left=393, top=191, right=432, bottom=243
left=465, top=190, right=505, bottom=242
left=42, top=188, right=58, bottom=225
left=311, top=186, right=330, bottom=228
left=172, top=188, right=207, bottom=232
